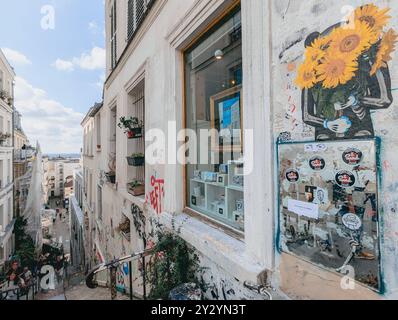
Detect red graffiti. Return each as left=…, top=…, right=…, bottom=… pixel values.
left=146, top=176, right=165, bottom=214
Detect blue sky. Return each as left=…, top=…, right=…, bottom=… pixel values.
left=0, top=0, right=105, bottom=153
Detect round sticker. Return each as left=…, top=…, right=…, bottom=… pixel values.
left=342, top=213, right=362, bottom=231
left=286, top=169, right=300, bottom=183
left=342, top=148, right=363, bottom=166
left=309, top=156, right=326, bottom=171
left=335, top=170, right=356, bottom=188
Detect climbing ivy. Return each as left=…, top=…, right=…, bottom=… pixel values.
left=146, top=226, right=202, bottom=300
left=130, top=204, right=206, bottom=299
left=13, top=217, right=37, bottom=268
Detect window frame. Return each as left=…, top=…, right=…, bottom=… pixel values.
left=181, top=3, right=244, bottom=236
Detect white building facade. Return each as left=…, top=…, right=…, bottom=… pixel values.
left=43, top=157, right=80, bottom=201
left=0, top=49, right=14, bottom=269
left=81, top=0, right=398, bottom=300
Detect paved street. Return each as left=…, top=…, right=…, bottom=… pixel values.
left=48, top=197, right=70, bottom=256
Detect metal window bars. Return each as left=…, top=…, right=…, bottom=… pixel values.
left=127, top=0, right=156, bottom=41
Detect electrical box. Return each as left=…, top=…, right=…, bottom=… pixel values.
left=277, top=139, right=380, bottom=291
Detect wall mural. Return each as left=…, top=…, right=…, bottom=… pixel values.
left=295, top=3, right=397, bottom=141
left=278, top=3, right=397, bottom=292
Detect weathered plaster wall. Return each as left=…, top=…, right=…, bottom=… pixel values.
left=271, top=0, right=398, bottom=299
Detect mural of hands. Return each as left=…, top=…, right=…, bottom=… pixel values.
left=324, top=116, right=352, bottom=134
left=334, top=95, right=360, bottom=111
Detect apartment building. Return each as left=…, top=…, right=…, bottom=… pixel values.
left=0, top=49, right=14, bottom=270
left=80, top=103, right=106, bottom=270
left=13, top=110, right=35, bottom=217
left=70, top=169, right=85, bottom=271
left=43, top=157, right=80, bottom=201
left=82, top=0, right=398, bottom=300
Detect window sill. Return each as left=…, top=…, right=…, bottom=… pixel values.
left=120, top=189, right=145, bottom=207
left=159, top=211, right=266, bottom=284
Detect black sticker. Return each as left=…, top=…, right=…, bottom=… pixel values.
left=342, top=148, right=363, bottom=166
left=335, top=170, right=356, bottom=188
left=286, top=169, right=300, bottom=183
left=309, top=156, right=326, bottom=171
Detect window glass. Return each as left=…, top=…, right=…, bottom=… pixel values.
left=184, top=7, right=244, bottom=231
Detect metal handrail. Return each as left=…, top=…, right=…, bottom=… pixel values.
left=86, top=249, right=155, bottom=300
left=0, top=278, right=39, bottom=301
left=243, top=281, right=274, bottom=301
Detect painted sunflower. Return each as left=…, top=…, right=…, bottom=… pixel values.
left=354, top=4, right=391, bottom=34
left=370, top=28, right=398, bottom=75
left=329, top=21, right=378, bottom=58
left=305, top=36, right=331, bottom=63
left=295, top=61, right=318, bottom=89
left=317, top=55, right=358, bottom=89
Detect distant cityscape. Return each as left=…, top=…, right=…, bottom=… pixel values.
left=44, top=154, right=80, bottom=160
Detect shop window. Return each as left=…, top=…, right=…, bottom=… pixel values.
left=184, top=6, right=244, bottom=231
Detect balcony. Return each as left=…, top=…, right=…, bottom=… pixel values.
left=0, top=90, right=13, bottom=108
left=14, top=149, right=35, bottom=162
left=0, top=132, right=11, bottom=147
left=0, top=182, right=13, bottom=198
left=0, top=219, right=16, bottom=248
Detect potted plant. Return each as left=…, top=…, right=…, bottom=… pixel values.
left=127, top=153, right=145, bottom=167
left=105, top=154, right=116, bottom=184
left=127, top=180, right=145, bottom=196
left=118, top=116, right=144, bottom=139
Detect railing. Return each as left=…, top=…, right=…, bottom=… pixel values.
left=14, top=149, right=35, bottom=162
left=0, top=278, right=40, bottom=301
left=243, top=281, right=274, bottom=300
left=86, top=249, right=154, bottom=300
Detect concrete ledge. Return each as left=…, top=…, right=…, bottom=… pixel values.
left=279, top=253, right=382, bottom=300
left=159, top=211, right=267, bottom=284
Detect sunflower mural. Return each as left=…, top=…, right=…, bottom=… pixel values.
left=296, top=3, right=397, bottom=141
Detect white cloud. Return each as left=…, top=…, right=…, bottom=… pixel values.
left=14, top=76, right=84, bottom=154
left=89, top=21, right=98, bottom=31
left=54, top=47, right=105, bottom=72
left=1, top=48, right=31, bottom=66
left=53, top=59, right=74, bottom=72
left=73, top=47, right=105, bottom=70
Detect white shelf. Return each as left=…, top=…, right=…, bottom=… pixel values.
left=190, top=178, right=244, bottom=231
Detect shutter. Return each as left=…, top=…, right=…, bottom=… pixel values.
left=127, top=0, right=135, bottom=40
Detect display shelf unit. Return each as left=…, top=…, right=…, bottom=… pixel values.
left=189, top=178, right=244, bottom=231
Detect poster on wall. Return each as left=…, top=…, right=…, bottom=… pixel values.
left=277, top=139, right=380, bottom=291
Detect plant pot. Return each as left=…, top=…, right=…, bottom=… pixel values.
left=105, top=173, right=116, bottom=184
left=127, top=156, right=145, bottom=167
left=128, top=184, right=145, bottom=196
left=127, top=128, right=143, bottom=139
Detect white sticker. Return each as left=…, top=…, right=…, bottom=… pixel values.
left=313, top=187, right=329, bottom=205
left=342, top=213, right=362, bottom=231
left=304, top=143, right=327, bottom=153
left=288, top=199, right=319, bottom=219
